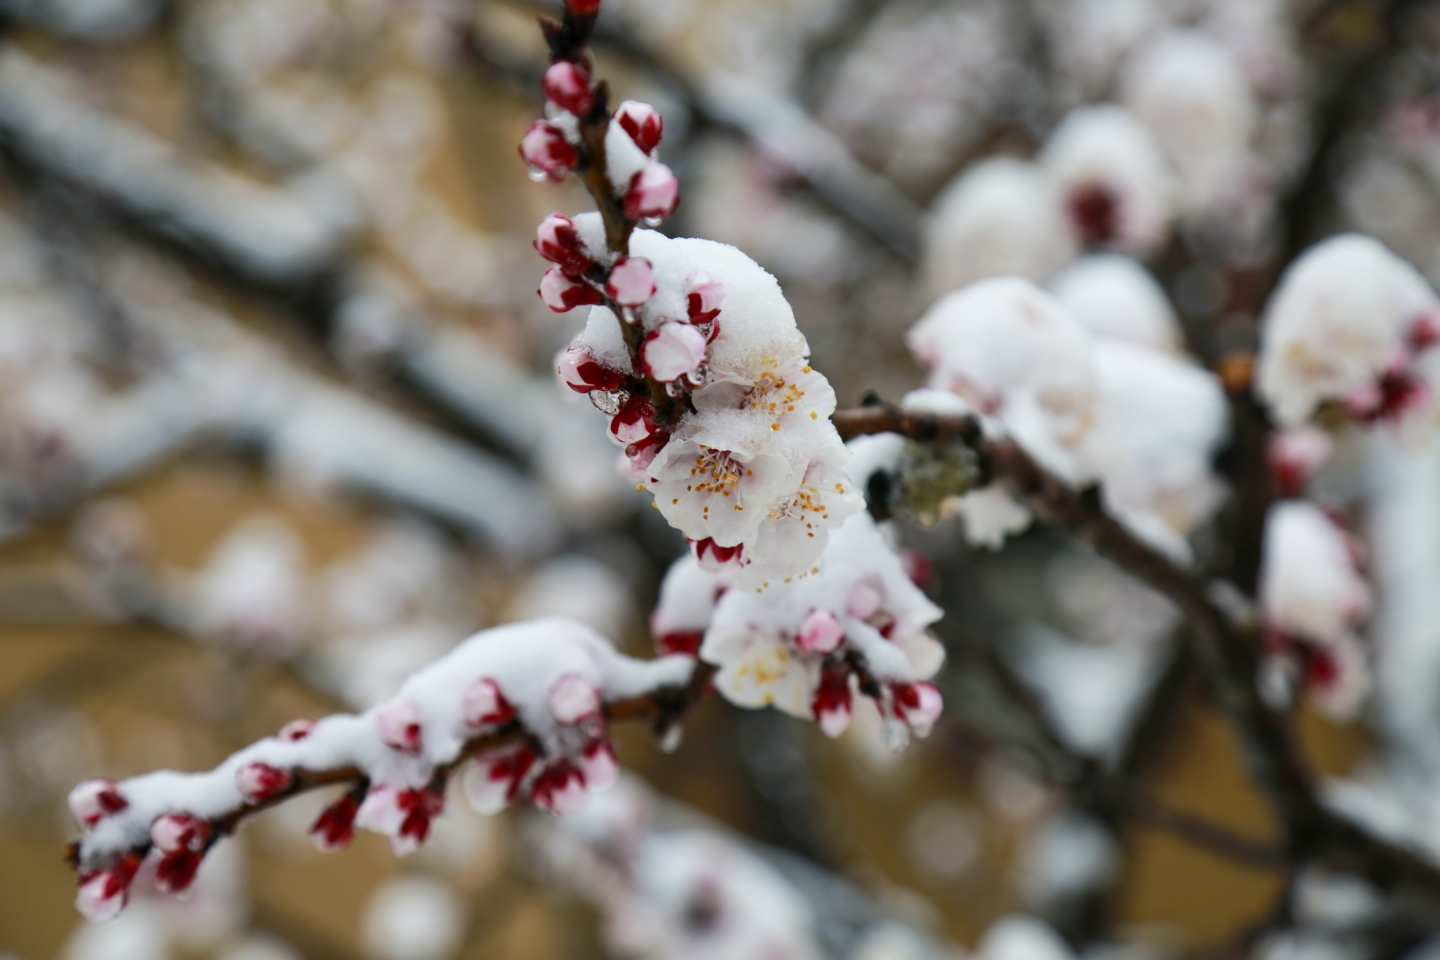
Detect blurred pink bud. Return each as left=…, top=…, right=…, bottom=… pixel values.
left=623, top=164, right=679, bottom=222
left=559, top=346, right=624, bottom=394
left=1412, top=313, right=1440, bottom=352
left=540, top=268, right=603, bottom=312
left=235, top=762, right=292, bottom=803
left=531, top=760, right=587, bottom=814
left=155, top=850, right=203, bottom=895
left=686, top=270, right=725, bottom=323
left=615, top=100, right=663, bottom=154
left=535, top=214, right=591, bottom=277
left=519, top=122, right=578, bottom=182
left=356, top=785, right=443, bottom=856
left=605, top=256, right=656, bottom=306
left=543, top=61, right=594, bottom=116
left=642, top=322, right=707, bottom=381
left=566, top=0, right=601, bottom=12
left=463, top=678, right=517, bottom=728
left=310, top=794, right=360, bottom=852
left=847, top=584, right=882, bottom=621
left=69, top=778, right=127, bottom=827
left=550, top=674, right=602, bottom=724
left=377, top=702, right=424, bottom=754
left=279, top=718, right=315, bottom=741
left=797, top=608, right=844, bottom=654
left=150, top=813, right=210, bottom=854
left=813, top=667, right=852, bottom=739
left=893, top=681, right=943, bottom=737
left=580, top=739, right=619, bottom=791
left=463, top=747, right=537, bottom=815
left=1267, top=427, right=1333, bottom=498
left=75, top=854, right=140, bottom=921
left=693, top=538, right=742, bottom=574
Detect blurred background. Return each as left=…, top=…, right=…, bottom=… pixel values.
left=0, top=0, right=1428, bottom=957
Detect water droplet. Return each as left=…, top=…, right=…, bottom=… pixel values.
left=527, top=166, right=549, bottom=182
left=642, top=216, right=664, bottom=227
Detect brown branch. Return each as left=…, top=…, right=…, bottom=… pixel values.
left=833, top=400, right=1440, bottom=900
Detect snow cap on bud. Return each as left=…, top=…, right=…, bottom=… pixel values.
left=686, top=271, right=725, bottom=323
left=76, top=853, right=140, bottom=921
left=235, top=762, right=292, bottom=803
left=616, top=100, right=663, bottom=154
left=463, top=678, right=516, bottom=728
left=580, top=739, right=619, bottom=791
left=531, top=760, right=588, bottom=814
left=540, top=268, right=603, bottom=312
left=611, top=396, right=657, bottom=445
left=642, top=322, right=707, bottom=382
left=377, top=701, right=424, bottom=754
left=813, top=668, right=853, bottom=739
left=279, top=718, right=315, bottom=741
left=69, top=778, right=127, bottom=827
left=535, top=214, right=592, bottom=277
left=623, top=164, right=679, bottom=222
left=796, top=608, right=844, bottom=654
left=605, top=256, right=657, bottom=306
left=893, top=681, right=943, bottom=737
left=543, top=61, right=594, bottom=116
left=462, top=747, right=537, bottom=815
left=520, top=122, right=578, bottom=182
left=549, top=674, right=602, bottom=724
left=310, top=794, right=360, bottom=852
left=558, top=346, right=624, bottom=394
left=151, top=813, right=210, bottom=854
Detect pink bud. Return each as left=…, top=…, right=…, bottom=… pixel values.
left=655, top=630, right=702, bottom=656
left=543, top=61, right=594, bottom=116
left=69, top=778, right=128, bottom=827
left=893, top=681, right=943, bottom=737
left=279, top=718, right=315, bottom=742
left=462, top=747, right=537, bottom=815
left=309, top=794, right=360, bottom=852
left=611, top=396, right=657, bottom=444
left=356, top=785, right=443, bottom=856
left=623, top=430, right=668, bottom=480
left=549, top=674, right=602, bottom=724
left=558, top=346, right=625, bottom=394
left=150, top=813, right=210, bottom=853
left=623, top=164, right=679, bottom=222
left=1412, top=313, right=1440, bottom=353
left=686, top=270, right=725, bottom=323
left=902, top=551, right=934, bottom=590
left=155, top=850, right=203, bottom=895
left=797, top=608, right=844, bottom=654
left=376, top=701, right=424, bottom=754
left=615, top=100, right=663, bottom=154
left=531, top=760, right=588, bottom=815
left=566, top=0, right=601, bottom=12
left=75, top=854, right=140, bottom=921
left=535, top=214, right=592, bottom=277
left=236, top=762, right=292, bottom=803
left=693, top=537, right=742, bottom=574
left=540, top=268, right=603, bottom=312
left=463, top=678, right=517, bottom=728
left=641, top=322, right=707, bottom=382
left=812, top=668, right=852, bottom=739
left=605, top=256, right=656, bottom=307
left=846, top=584, right=882, bottom=621
left=519, top=122, right=578, bottom=182
left=1266, top=427, right=1333, bottom=498
left=580, top=739, right=619, bottom=791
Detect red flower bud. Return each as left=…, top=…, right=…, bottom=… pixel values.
left=543, top=61, right=595, bottom=116
left=235, top=762, right=292, bottom=803
left=519, top=122, right=578, bottom=182
left=309, top=793, right=361, bottom=852
left=534, top=214, right=592, bottom=277
left=623, top=164, right=679, bottom=222
left=615, top=100, right=663, bottom=154
left=540, top=268, right=604, bottom=312
left=558, top=346, right=625, bottom=393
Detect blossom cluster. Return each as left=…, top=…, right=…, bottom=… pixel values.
left=652, top=508, right=944, bottom=748
left=65, top=618, right=692, bottom=920
left=1258, top=501, right=1372, bottom=720
left=906, top=276, right=1228, bottom=561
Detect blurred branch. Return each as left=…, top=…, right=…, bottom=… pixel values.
left=0, top=0, right=168, bottom=42
left=834, top=400, right=1440, bottom=901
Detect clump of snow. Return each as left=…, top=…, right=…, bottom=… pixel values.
left=921, top=158, right=1076, bottom=301
left=361, top=875, right=464, bottom=960
left=1256, top=234, right=1440, bottom=429
left=186, top=515, right=307, bottom=656
left=1048, top=254, right=1182, bottom=353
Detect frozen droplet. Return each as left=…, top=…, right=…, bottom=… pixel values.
left=527, top=166, right=550, bottom=182
left=642, top=216, right=664, bottom=227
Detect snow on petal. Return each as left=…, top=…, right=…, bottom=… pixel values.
left=1260, top=501, right=1371, bottom=649
left=1047, top=254, right=1183, bottom=353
